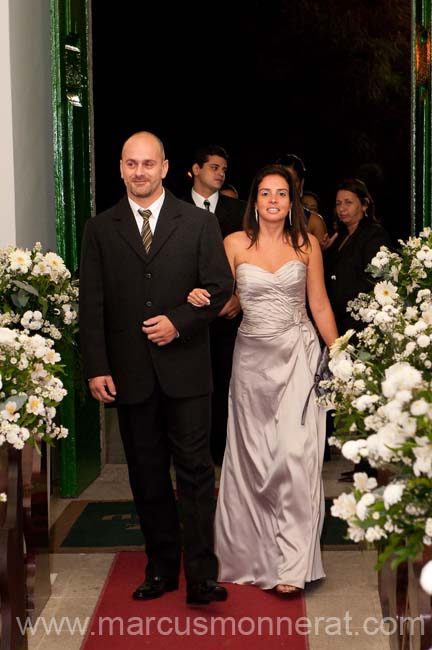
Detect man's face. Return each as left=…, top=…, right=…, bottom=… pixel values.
left=192, top=155, right=227, bottom=194
left=120, top=133, right=168, bottom=201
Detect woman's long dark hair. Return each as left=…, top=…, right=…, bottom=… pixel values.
left=243, top=164, right=309, bottom=252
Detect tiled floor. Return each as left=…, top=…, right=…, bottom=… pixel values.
left=29, top=452, right=392, bottom=649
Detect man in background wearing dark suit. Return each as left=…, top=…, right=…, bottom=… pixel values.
left=184, top=144, right=245, bottom=465
left=79, top=132, right=233, bottom=605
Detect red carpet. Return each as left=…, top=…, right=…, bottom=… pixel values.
left=81, top=552, right=309, bottom=649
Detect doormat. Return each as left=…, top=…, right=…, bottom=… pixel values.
left=51, top=499, right=356, bottom=553
left=81, top=552, right=309, bottom=650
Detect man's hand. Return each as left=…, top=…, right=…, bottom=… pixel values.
left=142, top=315, right=178, bottom=346
left=88, top=375, right=117, bottom=403
left=219, top=294, right=241, bottom=319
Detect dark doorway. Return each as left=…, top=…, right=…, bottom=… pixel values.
left=91, top=1, right=411, bottom=242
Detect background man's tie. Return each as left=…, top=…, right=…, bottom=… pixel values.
left=203, top=200, right=211, bottom=211
left=138, top=208, right=152, bottom=253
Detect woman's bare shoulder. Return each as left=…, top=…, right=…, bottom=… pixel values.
left=224, top=230, right=248, bottom=242
left=224, top=230, right=250, bottom=249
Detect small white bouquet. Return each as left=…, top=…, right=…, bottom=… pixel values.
left=0, top=327, right=68, bottom=451
left=0, top=242, right=78, bottom=346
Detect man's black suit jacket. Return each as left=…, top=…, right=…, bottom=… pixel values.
left=183, top=192, right=246, bottom=330
left=79, top=191, right=233, bottom=404
left=183, top=192, right=246, bottom=239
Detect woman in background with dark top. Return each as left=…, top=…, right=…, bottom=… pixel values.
left=324, top=177, right=393, bottom=335
left=324, top=177, right=393, bottom=472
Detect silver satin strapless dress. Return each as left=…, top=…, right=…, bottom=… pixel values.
left=215, top=260, right=326, bottom=589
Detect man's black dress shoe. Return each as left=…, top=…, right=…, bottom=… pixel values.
left=186, top=579, right=228, bottom=605
left=132, top=576, right=179, bottom=600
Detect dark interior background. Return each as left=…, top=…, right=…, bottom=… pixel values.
left=91, top=0, right=411, bottom=242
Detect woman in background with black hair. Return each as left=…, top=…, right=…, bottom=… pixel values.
left=324, top=177, right=393, bottom=336
left=324, top=178, right=393, bottom=473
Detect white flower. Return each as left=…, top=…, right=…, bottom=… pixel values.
left=381, top=363, right=423, bottom=399
left=421, top=308, right=432, bottom=325
left=425, top=519, right=432, bottom=538
left=404, top=341, right=416, bottom=356
left=417, top=334, right=431, bottom=348
left=379, top=399, right=402, bottom=422
left=374, top=281, right=398, bottom=305
left=383, top=483, right=405, bottom=509
left=411, top=399, right=429, bottom=416
left=404, top=324, right=417, bottom=337
left=20, top=310, right=44, bottom=331
left=329, top=352, right=354, bottom=381
left=353, top=472, right=378, bottom=492
left=9, top=249, right=32, bottom=272
left=405, top=306, right=418, bottom=319
left=0, top=328, right=17, bottom=346
left=331, top=492, right=357, bottom=520
left=370, top=250, right=390, bottom=268
left=1, top=401, right=20, bottom=422
left=329, top=329, right=356, bottom=356
left=353, top=379, right=366, bottom=392
left=5, top=426, right=20, bottom=445
left=413, top=438, right=432, bottom=477
left=26, top=396, right=45, bottom=416
left=417, top=288, right=431, bottom=303
left=356, top=493, right=375, bottom=520
left=365, top=525, right=387, bottom=542
left=348, top=525, right=366, bottom=542
left=342, top=439, right=367, bottom=463
left=352, top=394, right=379, bottom=412
left=420, top=561, right=432, bottom=595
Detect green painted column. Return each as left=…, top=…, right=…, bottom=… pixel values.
left=412, top=0, right=432, bottom=233
left=50, top=0, right=101, bottom=496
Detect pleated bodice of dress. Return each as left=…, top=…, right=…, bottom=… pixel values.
left=236, top=261, right=309, bottom=337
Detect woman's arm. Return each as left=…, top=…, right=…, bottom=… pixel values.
left=307, top=212, right=328, bottom=248
left=305, top=235, right=339, bottom=347
left=187, top=232, right=240, bottom=310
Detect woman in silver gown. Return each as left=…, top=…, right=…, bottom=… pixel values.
left=188, top=164, right=338, bottom=594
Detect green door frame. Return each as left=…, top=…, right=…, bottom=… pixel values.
left=50, top=0, right=100, bottom=496
left=412, top=0, right=432, bottom=233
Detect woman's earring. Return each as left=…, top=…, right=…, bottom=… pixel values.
left=254, top=207, right=259, bottom=221
left=288, top=209, right=292, bottom=227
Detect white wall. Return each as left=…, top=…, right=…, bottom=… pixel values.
left=0, top=1, right=16, bottom=247
left=0, top=0, right=56, bottom=250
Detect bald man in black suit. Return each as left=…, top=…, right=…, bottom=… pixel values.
left=80, top=132, right=233, bottom=605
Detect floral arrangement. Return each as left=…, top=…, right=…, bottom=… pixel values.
left=0, top=242, right=78, bottom=346
left=0, top=327, right=68, bottom=451
left=324, top=227, right=432, bottom=568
